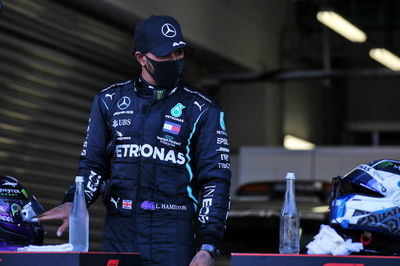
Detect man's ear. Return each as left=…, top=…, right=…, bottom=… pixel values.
left=135, top=52, right=146, bottom=66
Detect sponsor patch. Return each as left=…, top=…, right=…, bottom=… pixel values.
left=165, top=114, right=183, bottom=123
left=117, top=96, right=131, bottom=110
left=140, top=201, right=187, bottom=211
left=220, top=112, right=226, bottom=131
left=84, top=171, right=102, bottom=203
left=217, top=130, right=227, bottom=136
left=0, top=188, right=20, bottom=196
left=113, top=110, right=133, bottom=117
left=157, top=135, right=181, bottom=147
left=198, top=185, right=216, bottom=223
left=116, top=131, right=131, bottom=141
left=112, top=119, right=131, bottom=128
left=216, top=147, right=230, bottom=153
left=141, top=200, right=156, bottom=211
left=170, top=103, right=185, bottom=118
left=163, top=121, right=181, bottom=135
left=115, top=144, right=186, bottom=165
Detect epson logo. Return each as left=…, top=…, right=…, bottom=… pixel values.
left=115, top=144, right=185, bottom=165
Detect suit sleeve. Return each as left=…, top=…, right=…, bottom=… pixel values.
left=63, top=94, right=112, bottom=205
left=194, top=105, right=231, bottom=249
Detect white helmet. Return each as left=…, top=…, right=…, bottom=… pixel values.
left=330, top=159, right=400, bottom=255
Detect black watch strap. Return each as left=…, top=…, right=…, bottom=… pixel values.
left=200, top=244, right=220, bottom=258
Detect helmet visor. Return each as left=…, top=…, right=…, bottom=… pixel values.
left=343, top=166, right=384, bottom=195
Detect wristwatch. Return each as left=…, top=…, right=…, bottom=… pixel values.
left=200, top=244, right=220, bottom=258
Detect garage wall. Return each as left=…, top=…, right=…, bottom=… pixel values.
left=0, top=0, right=134, bottom=250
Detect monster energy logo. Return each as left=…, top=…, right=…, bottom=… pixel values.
left=155, top=90, right=164, bottom=100
left=21, top=188, right=29, bottom=199
left=377, top=161, right=394, bottom=169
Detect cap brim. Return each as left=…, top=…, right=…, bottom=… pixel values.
left=150, top=41, right=190, bottom=57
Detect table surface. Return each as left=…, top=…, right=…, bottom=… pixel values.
left=0, top=252, right=140, bottom=266
left=231, top=253, right=400, bottom=266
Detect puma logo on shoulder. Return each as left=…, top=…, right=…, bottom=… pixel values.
left=194, top=101, right=205, bottom=111
left=105, top=93, right=115, bottom=100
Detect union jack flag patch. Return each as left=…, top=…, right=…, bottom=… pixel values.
left=122, top=200, right=132, bottom=210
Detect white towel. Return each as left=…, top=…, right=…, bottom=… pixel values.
left=17, top=243, right=73, bottom=252
left=306, top=224, right=363, bottom=255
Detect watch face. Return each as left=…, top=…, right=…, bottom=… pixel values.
left=200, top=244, right=219, bottom=257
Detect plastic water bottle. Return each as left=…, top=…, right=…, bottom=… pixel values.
left=69, top=176, right=89, bottom=252
left=279, top=172, right=300, bottom=254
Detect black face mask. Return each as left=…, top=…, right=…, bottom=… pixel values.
left=145, top=56, right=184, bottom=88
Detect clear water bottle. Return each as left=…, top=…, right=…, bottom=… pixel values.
left=69, top=176, right=89, bottom=252
left=279, top=172, right=300, bottom=254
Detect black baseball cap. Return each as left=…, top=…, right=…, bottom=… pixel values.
left=134, top=15, right=189, bottom=57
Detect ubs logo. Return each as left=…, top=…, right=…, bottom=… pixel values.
left=113, top=119, right=131, bottom=128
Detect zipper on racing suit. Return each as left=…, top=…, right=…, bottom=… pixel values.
left=134, top=93, right=156, bottom=259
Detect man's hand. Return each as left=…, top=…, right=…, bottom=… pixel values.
left=37, top=202, right=72, bottom=237
left=189, top=250, right=214, bottom=266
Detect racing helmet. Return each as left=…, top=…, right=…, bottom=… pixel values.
left=0, top=175, right=45, bottom=250
left=329, top=159, right=400, bottom=255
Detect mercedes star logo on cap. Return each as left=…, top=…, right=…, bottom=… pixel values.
left=161, top=23, right=177, bottom=38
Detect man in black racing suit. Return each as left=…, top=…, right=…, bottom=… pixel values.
left=38, top=15, right=231, bottom=266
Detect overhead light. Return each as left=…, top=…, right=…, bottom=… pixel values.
left=317, top=10, right=367, bottom=43
left=369, top=48, right=400, bottom=71
left=284, top=135, right=315, bottom=150
left=311, top=205, right=329, bottom=213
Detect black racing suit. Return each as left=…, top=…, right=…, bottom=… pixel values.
left=63, top=78, right=231, bottom=265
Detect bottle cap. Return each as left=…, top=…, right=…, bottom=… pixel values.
left=75, top=176, right=84, bottom=182
left=285, top=172, right=295, bottom=180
